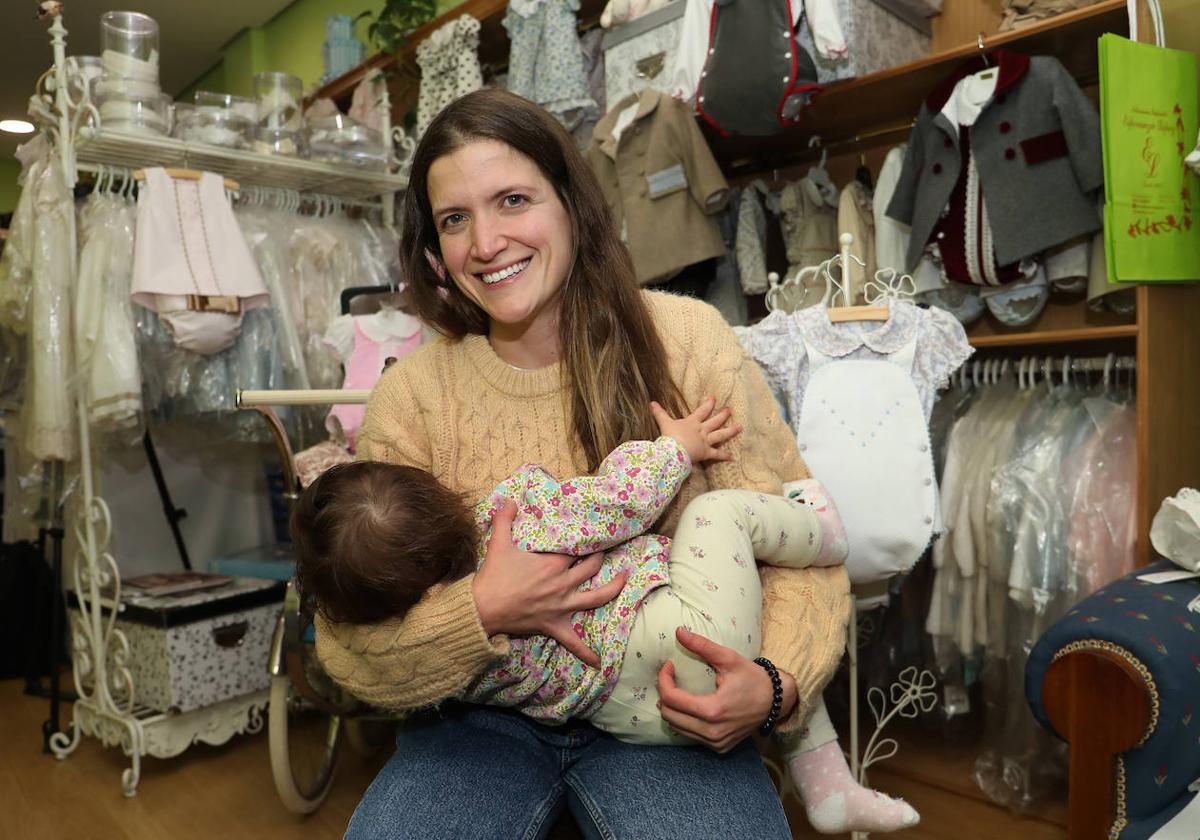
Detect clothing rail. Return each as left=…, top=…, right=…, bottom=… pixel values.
left=76, top=162, right=384, bottom=213
left=236, top=388, right=371, bottom=408
left=958, top=353, right=1136, bottom=390
left=965, top=353, right=1136, bottom=373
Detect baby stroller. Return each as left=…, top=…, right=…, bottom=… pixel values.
left=238, top=283, right=419, bottom=813
left=237, top=385, right=397, bottom=814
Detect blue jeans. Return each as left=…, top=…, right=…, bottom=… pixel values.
left=345, top=703, right=790, bottom=840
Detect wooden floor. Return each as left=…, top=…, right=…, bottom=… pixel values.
left=1, top=677, right=1067, bottom=840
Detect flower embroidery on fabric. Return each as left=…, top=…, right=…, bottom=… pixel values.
left=694, top=514, right=712, bottom=527
left=631, top=686, right=647, bottom=701
left=689, top=545, right=706, bottom=559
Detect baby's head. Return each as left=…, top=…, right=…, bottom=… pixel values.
left=290, top=461, right=477, bottom=625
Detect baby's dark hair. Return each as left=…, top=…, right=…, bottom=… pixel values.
left=289, top=461, right=478, bottom=625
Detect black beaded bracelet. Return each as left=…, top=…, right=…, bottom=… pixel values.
left=753, top=656, right=784, bottom=736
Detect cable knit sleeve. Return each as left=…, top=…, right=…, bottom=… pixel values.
left=680, top=299, right=850, bottom=732
left=315, top=349, right=507, bottom=712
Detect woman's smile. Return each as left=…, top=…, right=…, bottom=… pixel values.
left=479, top=257, right=532, bottom=285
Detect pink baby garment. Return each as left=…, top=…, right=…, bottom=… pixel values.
left=131, top=169, right=269, bottom=355
left=324, top=309, right=424, bottom=451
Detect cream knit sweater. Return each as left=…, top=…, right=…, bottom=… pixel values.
left=314, top=291, right=850, bottom=733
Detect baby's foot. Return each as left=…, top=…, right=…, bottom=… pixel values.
left=788, top=741, right=919, bottom=834
left=782, top=479, right=848, bottom=566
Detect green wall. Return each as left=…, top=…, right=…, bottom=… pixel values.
left=0, top=159, right=21, bottom=215
left=181, top=0, right=385, bottom=100
left=180, top=0, right=469, bottom=101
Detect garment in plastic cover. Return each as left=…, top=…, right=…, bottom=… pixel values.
left=20, top=150, right=76, bottom=462
left=75, top=190, right=143, bottom=434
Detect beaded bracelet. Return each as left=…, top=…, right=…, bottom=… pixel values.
left=753, top=656, right=784, bottom=735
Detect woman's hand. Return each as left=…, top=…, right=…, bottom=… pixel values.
left=656, top=628, right=799, bottom=753
left=473, top=500, right=627, bottom=668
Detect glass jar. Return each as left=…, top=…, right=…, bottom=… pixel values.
left=253, top=72, right=304, bottom=133
left=174, top=92, right=255, bottom=149
left=100, top=11, right=160, bottom=82
left=307, top=114, right=388, bottom=170
left=95, top=88, right=169, bottom=136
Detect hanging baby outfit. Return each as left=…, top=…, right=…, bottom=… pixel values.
left=694, top=0, right=823, bottom=135
left=21, top=152, right=77, bottom=462
left=132, top=169, right=269, bottom=356
left=324, top=309, right=424, bottom=451
left=737, top=301, right=972, bottom=588
left=837, top=180, right=876, bottom=302
left=75, top=191, right=142, bottom=429
left=735, top=181, right=777, bottom=295
left=415, top=15, right=484, bottom=138
left=504, top=0, right=597, bottom=130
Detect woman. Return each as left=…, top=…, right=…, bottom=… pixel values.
left=315, top=89, right=866, bottom=838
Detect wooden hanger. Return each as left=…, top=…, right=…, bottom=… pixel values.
left=827, top=233, right=889, bottom=322
left=133, top=167, right=240, bottom=191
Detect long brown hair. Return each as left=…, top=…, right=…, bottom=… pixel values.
left=400, top=89, right=686, bottom=471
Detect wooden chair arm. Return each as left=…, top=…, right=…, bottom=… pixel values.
left=1041, top=648, right=1154, bottom=840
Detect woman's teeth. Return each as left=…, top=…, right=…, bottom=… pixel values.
left=481, top=259, right=530, bottom=284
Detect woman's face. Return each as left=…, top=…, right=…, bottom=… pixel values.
left=428, top=139, right=573, bottom=341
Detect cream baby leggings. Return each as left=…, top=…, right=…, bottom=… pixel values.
left=589, top=489, right=838, bottom=753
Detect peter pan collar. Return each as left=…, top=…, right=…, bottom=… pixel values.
left=594, top=89, right=663, bottom=161
left=795, top=299, right=920, bottom=357
left=925, top=50, right=1031, bottom=113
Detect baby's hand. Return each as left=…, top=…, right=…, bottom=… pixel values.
left=649, top=397, right=742, bottom=465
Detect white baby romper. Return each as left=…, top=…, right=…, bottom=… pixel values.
left=797, top=333, right=937, bottom=587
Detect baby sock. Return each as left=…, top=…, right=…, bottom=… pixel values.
left=788, top=741, right=920, bottom=834
left=782, top=479, right=848, bottom=567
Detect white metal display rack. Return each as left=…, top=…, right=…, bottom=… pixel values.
left=34, top=8, right=407, bottom=797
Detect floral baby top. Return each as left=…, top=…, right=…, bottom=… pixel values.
left=461, top=436, right=691, bottom=722
left=503, top=0, right=596, bottom=129
left=415, top=15, right=484, bottom=137
left=735, top=299, right=972, bottom=424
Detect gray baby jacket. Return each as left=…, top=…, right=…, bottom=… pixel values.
left=886, top=51, right=1103, bottom=271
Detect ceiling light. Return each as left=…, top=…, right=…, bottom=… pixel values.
left=0, top=120, right=35, bottom=135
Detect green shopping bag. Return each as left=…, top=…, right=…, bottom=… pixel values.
left=1099, top=33, right=1200, bottom=282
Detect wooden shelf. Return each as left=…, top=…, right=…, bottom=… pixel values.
left=970, top=324, right=1139, bottom=348
left=706, top=0, right=1128, bottom=172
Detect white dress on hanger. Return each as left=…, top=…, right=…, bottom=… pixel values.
left=737, top=300, right=973, bottom=590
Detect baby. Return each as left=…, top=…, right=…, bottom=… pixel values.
left=291, top=399, right=846, bottom=745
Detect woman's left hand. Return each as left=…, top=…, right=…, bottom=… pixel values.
left=656, top=627, right=798, bottom=753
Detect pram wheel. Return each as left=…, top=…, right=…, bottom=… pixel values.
left=269, top=673, right=341, bottom=814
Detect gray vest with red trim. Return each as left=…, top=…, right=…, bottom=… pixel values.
left=696, top=0, right=821, bottom=137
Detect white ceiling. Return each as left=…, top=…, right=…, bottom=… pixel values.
left=0, top=0, right=294, bottom=159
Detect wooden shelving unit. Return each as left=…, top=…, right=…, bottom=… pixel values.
left=969, top=324, right=1139, bottom=348
left=706, top=0, right=1126, bottom=172
left=310, top=0, right=605, bottom=113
